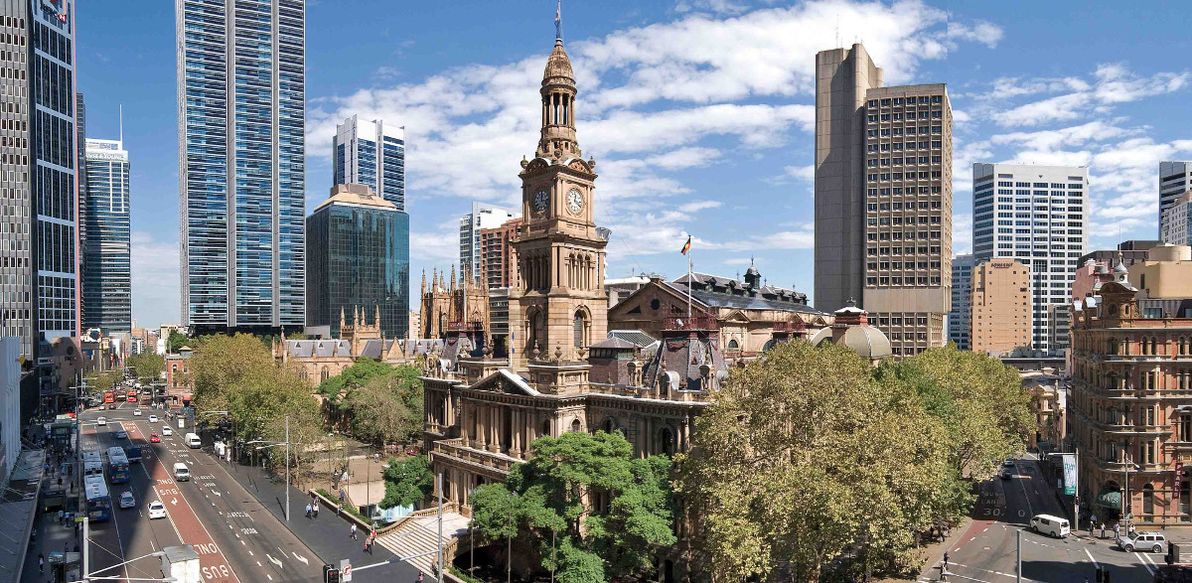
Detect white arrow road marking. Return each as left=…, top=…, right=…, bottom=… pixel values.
left=267, top=554, right=283, bottom=568
left=212, top=490, right=221, bottom=496
left=291, top=552, right=308, bottom=565
left=170, top=497, right=178, bottom=506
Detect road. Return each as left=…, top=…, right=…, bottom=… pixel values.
left=80, top=401, right=321, bottom=582
left=932, top=455, right=1161, bottom=583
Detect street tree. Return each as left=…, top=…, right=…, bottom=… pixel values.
left=470, top=431, right=675, bottom=583
left=166, top=330, right=189, bottom=354
left=874, top=345, right=1033, bottom=479
left=678, top=340, right=970, bottom=580
left=381, top=455, right=433, bottom=508
left=127, top=352, right=164, bottom=383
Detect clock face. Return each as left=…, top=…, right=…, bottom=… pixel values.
left=533, top=189, right=549, bottom=214
left=567, top=188, right=584, bottom=215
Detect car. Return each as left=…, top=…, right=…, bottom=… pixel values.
left=147, top=500, right=167, bottom=520
left=1001, top=459, right=1015, bottom=468
left=119, top=491, right=136, bottom=509
left=133, top=409, right=142, bottom=417
left=161, top=426, right=173, bottom=436
left=1000, top=468, right=1013, bottom=480
left=96, top=417, right=107, bottom=426
left=1118, top=531, right=1167, bottom=553
left=148, top=414, right=158, bottom=423
left=114, top=430, right=128, bottom=440
left=97, top=404, right=105, bottom=411
left=1030, top=514, right=1071, bottom=538
left=149, top=433, right=161, bottom=443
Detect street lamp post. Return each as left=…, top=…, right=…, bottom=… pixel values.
left=1123, top=452, right=1140, bottom=530
left=249, top=415, right=292, bottom=522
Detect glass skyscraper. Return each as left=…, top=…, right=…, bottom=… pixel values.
left=82, top=138, right=131, bottom=333
left=332, top=115, right=406, bottom=210
left=0, top=0, right=81, bottom=360
left=177, top=0, right=306, bottom=333
left=306, top=184, right=409, bottom=339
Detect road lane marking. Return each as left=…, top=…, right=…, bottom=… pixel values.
left=1083, top=547, right=1098, bottom=567
left=267, top=553, right=284, bottom=568
left=1136, top=552, right=1156, bottom=575
left=292, top=552, right=308, bottom=565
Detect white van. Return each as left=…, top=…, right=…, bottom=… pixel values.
left=184, top=432, right=202, bottom=449
left=1029, top=514, right=1070, bottom=538
left=173, top=462, right=190, bottom=482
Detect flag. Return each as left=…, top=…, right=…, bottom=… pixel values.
left=680, top=236, right=692, bottom=255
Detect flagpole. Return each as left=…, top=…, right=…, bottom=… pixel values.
left=687, top=243, right=693, bottom=320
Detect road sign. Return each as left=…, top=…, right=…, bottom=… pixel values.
left=340, top=559, right=352, bottom=582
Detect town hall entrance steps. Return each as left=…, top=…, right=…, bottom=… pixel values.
left=374, top=511, right=470, bottom=574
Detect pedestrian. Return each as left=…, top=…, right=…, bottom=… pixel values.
left=943, top=551, right=949, bottom=569
left=312, top=502, right=319, bottom=518
left=38, top=553, right=44, bottom=573
left=350, top=523, right=357, bottom=540
left=304, top=503, right=311, bottom=518
left=418, top=573, right=424, bottom=582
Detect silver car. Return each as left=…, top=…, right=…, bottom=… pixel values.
left=1117, top=531, right=1167, bottom=553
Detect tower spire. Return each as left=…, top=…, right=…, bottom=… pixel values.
left=555, top=0, right=562, bottom=41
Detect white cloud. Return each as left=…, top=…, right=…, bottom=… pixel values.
left=988, top=65, right=1189, bottom=127
left=951, top=212, right=972, bottom=254
left=783, top=164, right=815, bottom=181
left=130, top=231, right=180, bottom=327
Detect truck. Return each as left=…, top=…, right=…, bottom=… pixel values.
left=160, top=545, right=201, bottom=583
left=123, top=444, right=143, bottom=464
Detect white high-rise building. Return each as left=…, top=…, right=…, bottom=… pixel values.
left=1161, top=191, right=1192, bottom=246
left=948, top=253, right=974, bottom=350
left=972, top=163, right=1088, bottom=353
left=459, top=202, right=516, bottom=285
left=1160, top=162, right=1192, bottom=237
left=332, top=115, right=406, bottom=210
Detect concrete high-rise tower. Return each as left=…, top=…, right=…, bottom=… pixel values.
left=814, top=44, right=953, bottom=356
left=177, top=0, right=306, bottom=334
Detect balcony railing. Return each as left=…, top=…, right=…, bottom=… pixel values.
left=661, top=316, right=719, bottom=331
left=772, top=320, right=807, bottom=333
left=430, top=438, right=515, bottom=475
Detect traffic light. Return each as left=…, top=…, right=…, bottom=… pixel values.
left=323, top=564, right=340, bottom=583
left=1169, top=542, right=1181, bottom=565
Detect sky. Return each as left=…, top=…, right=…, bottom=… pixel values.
left=75, top=0, right=1192, bottom=330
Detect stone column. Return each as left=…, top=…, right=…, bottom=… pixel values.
left=512, top=409, right=523, bottom=457
left=476, top=404, right=487, bottom=449
left=488, top=406, right=500, bottom=453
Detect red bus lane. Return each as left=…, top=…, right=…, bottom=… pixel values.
left=145, top=435, right=241, bottom=582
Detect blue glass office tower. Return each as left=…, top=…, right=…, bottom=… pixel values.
left=306, top=184, right=409, bottom=339
left=82, top=138, right=131, bottom=333
left=332, top=116, right=406, bottom=211
left=177, top=0, right=306, bottom=333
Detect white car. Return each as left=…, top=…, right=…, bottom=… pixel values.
left=147, top=500, right=167, bottom=520
left=133, top=409, right=142, bottom=417
left=119, top=491, right=136, bottom=509
left=148, top=414, right=158, bottom=423
left=161, top=426, right=173, bottom=436
left=96, top=417, right=107, bottom=426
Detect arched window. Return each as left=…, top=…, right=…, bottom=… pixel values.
left=573, top=308, right=590, bottom=350
left=320, top=366, right=330, bottom=383
left=660, top=427, right=675, bottom=456
left=541, top=419, right=551, bottom=437
left=603, top=417, right=616, bottom=433
left=727, top=338, right=740, bottom=350
left=570, top=418, right=582, bottom=433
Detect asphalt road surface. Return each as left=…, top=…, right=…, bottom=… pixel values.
left=927, top=454, right=1163, bottom=583
left=79, top=401, right=321, bottom=582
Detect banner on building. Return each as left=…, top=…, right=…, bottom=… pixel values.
left=1061, top=454, right=1077, bottom=496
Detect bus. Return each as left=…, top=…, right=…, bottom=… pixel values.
left=102, top=390, right=115, bottom=404
left=83, top=474, right=112, bottom=522
left=82, top=451, right=104, bottom=477
left=126, top=389, right=138, bottom=404
left=106, top=447, right=130, bottom=484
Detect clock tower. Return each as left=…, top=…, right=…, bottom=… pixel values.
left=508, top=28, right=609, bottom=372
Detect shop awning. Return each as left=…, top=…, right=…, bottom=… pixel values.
left=1095, top=490, right=1122, bottom=511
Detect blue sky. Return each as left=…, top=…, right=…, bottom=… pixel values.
left=76, top=0, right=1192, bottom=329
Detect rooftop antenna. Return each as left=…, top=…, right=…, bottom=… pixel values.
left=118, top=104, right=124, bottom=145
left=834, top=15, right=840, bottom=49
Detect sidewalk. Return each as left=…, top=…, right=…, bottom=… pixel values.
left=221, top=455, right=420, bottom=582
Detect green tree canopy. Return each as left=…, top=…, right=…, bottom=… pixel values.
left=319, top=359, right=423, bottom=446
left=678, top=340, right=986, bottom=581
left=167, top=331, right=189, bottom=354
left=381, top=455, right=433, bottom=508
left=127, top=352, right=164, bottom=383
left=471, top=431, right=676, bottom=583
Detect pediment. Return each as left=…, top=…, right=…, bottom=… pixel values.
left=722, top=310, right=751, bottom=324
left=469, top=369, right=541, bottom=396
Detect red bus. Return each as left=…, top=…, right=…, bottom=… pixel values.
left=103, top=390, right=115, bottom=404
left=126, top=390, right=138, bottom=404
